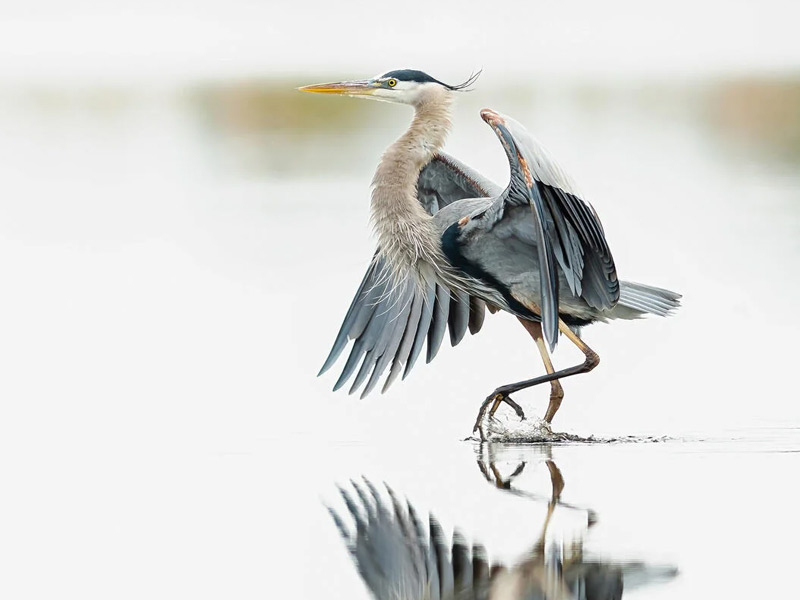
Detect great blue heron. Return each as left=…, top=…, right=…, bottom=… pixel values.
left=300, top=70, right=680, bottom=437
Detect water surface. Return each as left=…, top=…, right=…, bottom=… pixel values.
left=0, top=79, right=798, bottom=598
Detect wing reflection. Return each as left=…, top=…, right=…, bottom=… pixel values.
left=329, top=446, right=677, bottom=599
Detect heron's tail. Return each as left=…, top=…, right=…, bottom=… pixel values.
left=609, top=281, right=681, bottom=320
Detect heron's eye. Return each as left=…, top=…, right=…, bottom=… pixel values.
left=387, top=79, right=397, bottom=88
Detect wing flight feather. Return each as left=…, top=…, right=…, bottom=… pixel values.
left=447, top=290, right=470, bottom=346
left=525, top=179, right=561, bottom=349
left=403, top=280, right=437, bottom=380
left=426, top=283, right=451, bottom=364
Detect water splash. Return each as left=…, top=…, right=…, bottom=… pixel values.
left=472, top=412, right=670, bottom=444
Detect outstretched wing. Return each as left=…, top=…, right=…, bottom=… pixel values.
left=319, top=153, right=494, bottom=397
left=461, top=113, right=619, bottom=350
left=508, top=118, right=619, bottom=312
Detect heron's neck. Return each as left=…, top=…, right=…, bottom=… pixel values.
left=370, top=89, right=453, bottom=273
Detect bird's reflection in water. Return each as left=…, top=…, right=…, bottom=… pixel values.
left=329, top=444, right=676, bottom=599
left=474, top=444, right=676, bottom=598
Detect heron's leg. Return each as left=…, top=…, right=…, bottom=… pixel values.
left=486, top=319, right=599, bottom=403
left=477, top=457, right=492, bottom=482
left=533, top=459, right=565, bottom=555
left=489, top=461, right=526, bottom=490
left=517, top=318, right=565, bottom=423
left=546, top=459, right=565, bottom=503
left=473, top=319, right=558, bottom=436
left=489, top=394, right=525, bottom=419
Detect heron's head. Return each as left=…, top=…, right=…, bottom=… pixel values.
left=299, top=69, right=480, bottom=107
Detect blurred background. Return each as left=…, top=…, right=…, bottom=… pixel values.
left=0, top=0, right=798, bottom=598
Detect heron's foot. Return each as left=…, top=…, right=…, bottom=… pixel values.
left=472, top=391, right=526, bottom=441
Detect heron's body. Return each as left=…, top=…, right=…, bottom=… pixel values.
left=367, top=83, right=612, bottom=328
left=438, top=197, right=596, bottom=326
left=300, top=70, right=680, bottom=433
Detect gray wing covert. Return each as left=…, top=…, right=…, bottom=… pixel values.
left=320, top=153, right=496, bottom=397
left=417, top=152, right=500, bottom=214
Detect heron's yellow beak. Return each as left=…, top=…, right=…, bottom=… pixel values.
left=298, top=80, right=377, bottom=96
